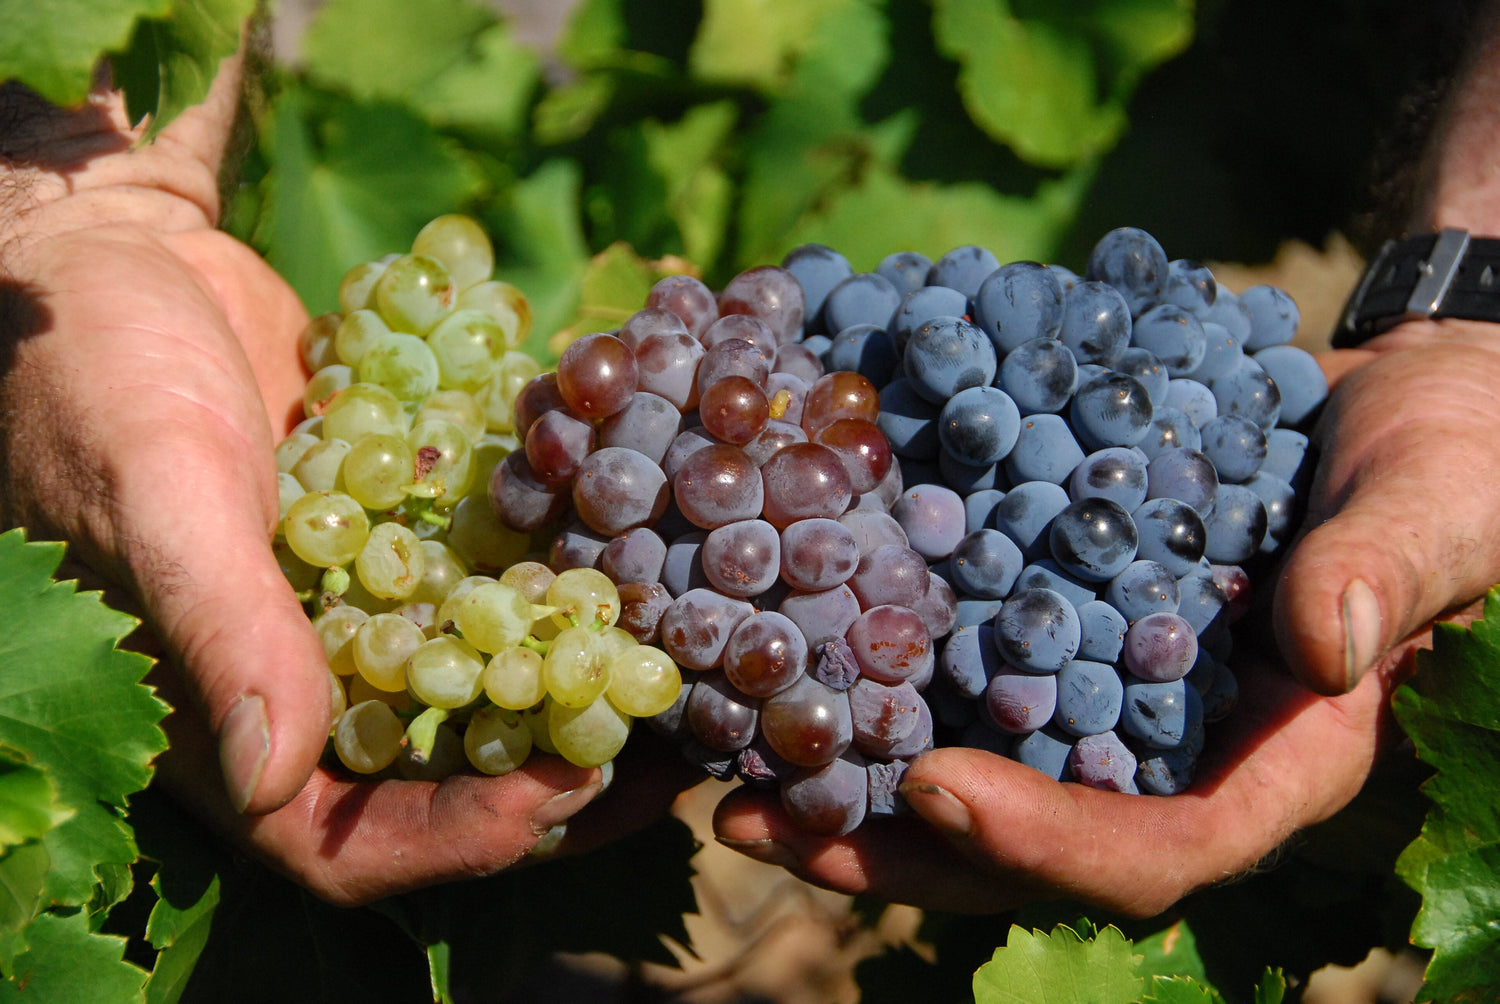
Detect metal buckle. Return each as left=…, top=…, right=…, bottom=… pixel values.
left=1405, top=227, right=1471, bottom=320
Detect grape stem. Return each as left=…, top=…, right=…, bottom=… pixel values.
left=404, top=706, right=450, bottom=765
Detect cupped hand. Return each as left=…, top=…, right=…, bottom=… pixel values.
left=712, top=603, right=1439, bottom=916
left=0, top=64, right=693, bottom=907
left=1273, top=321, right=1500, bottom=695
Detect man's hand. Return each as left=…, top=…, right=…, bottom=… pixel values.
left=0, top=58, right=693, bottom=907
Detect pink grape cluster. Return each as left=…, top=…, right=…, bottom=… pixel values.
left=492, top=268, right=955, bottom=836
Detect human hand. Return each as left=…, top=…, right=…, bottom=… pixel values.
left=710, top=331, right=1487, bottom=915
left=711, top=597, right=1445, bottom=916
left=1273, top=319, right=1500, bottom=694
left=0, top=61, right=691, bottom=906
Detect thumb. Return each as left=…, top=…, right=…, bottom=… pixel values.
left=130, top=488, right=332, bottom=815
left=1274, top=340, right=1500, bottom=694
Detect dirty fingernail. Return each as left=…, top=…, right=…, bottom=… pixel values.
left=715, top=837, right=801, bottom=870
left=1342, top=577, right=1383, bottom=691
left=900, top=781, right=973, bottom=838
left=529, top=781, right=602, bottom=836
left=220, top=695, right=270, bottom=814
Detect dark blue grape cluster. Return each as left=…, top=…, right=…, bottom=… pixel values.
left=783, top=228, right=1325, bottom=795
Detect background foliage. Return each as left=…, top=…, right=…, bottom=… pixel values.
left=0, top=0, right=1495, bottom=1000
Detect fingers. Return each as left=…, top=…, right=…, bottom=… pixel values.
left=714, top=646, right=1399, bottom=916
left=1275, top=338, right=1500, bottom=693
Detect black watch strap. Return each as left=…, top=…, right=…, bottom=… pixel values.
left=1334, top=228, right=1500, bottom=348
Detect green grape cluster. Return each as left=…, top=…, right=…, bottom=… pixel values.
left=274, top=215, right=683, bottom=778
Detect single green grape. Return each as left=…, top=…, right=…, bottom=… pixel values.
left=453, top=580, right=534, bottom=654
left=474, top=350, right=541, bottom=433
left=456, top=279, right=531, bottom=348
left=322, top=382, right=408, bottom=443
left=406, top=635, right=486, bottom=709
left=334, top=700, right=405, bottom=774
left=546, top=567, right=621, bottom=630
left=482, top=647, right=547, bottom=711
left=408, top=539, right=469, bottom=606
left=298, top=312, right=342, bottom=372
left=289, top=437, right=350, bottom=494
left=338, top=254, right=397, bottom=313
left=355, top=521, right=426, bottom=600
left=313, top=604, right=369, bottom=677
left=358, top=332, right=441, bottom=404
left=427, top=309, right=509, bottom=393
left=549, top=696, right=631, bottom=768
left=284, top=491, right=369, bottom=567
left=275, top=432, right=320, bottom=474
left=463, top=705, right=533, bottom=775
left=499, top=560, right=555, bottom=604
left=335, top=309, right=392, bottom=368
left=606, top=645, right=682, bottom=717
left=303, top=364, right=353, bottom=419
left=414, top=389, right=487, bottom=443
left=372, top=253, right=455, bottom=335
left=406, top=418, right=473, bottom=500
left=412, top=214, right=494, bottom=292
left=342, top=432, right=415, bottom=511
left=542, top=625, right=612, bottom=708
left=352, top=611, right=426, bottom=692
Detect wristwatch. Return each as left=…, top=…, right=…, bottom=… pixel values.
left=1334, top=228, right=1500, bottom=347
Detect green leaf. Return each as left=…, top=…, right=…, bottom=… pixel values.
left=588, top=101, right=737, bottom=271
left=732, top=0, right=896, bottom=266
left=253, top=84, right=486, bottom=315
left=0, top=530, right=165, bottom=907
left=774, top=160, right=1093, bottom=272
left=0, top=0, right=170, bottom=107
left=0, top=909, right=146, bottom=1002
left=688, top=0, right=854, bottom=93
left=930, top=0, right=1194, bottom=169
left=1142, top=975, right=1220, bottom=1003
left=1393, top=586, right=1500, bottom=1004
left=0, top=755, right=72, bottom=851
left=303, top=0, right=494, bottom=102
left=0, top=843, right=50, bottom=955
left=112, top=0, right=257, bottom=140
left=485, top=159, right=592, bottom=362
left=1251, top=969, right=1288, bottom=1004
left=302, top=0, right=541, bottom=140
left=972, top=924, right=1144, bottom=1004
left=1132, top=919, right=1207, bottom=985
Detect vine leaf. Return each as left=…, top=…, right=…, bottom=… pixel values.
left=253, top=84, right=485, bottom=316
left=1393, top=586, right=1500, bottom=1004
left=0, top=530, right=166, bottom=910
left=0, top=755, right=72, bottom=852
left=0, top=906, right=146, bottom=1001
left=0, top=0, right=169, bottom=107
left=113, top=0, right=258, bottom=141
left=930, top=0, right=1193, bottom=169
left=302, top=0, right=541, bottom=141
left=972, top=924, right=1144, bottom=1003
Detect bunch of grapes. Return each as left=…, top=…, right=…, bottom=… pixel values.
left=496, top=270, right=950, bottom=836
left=276, top=209, right=1325, bottom=836
left=783, top=228, right=1326, bottom=795
left=275, top=215, right=683, bottom=779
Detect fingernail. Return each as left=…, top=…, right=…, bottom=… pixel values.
left=529, top=823, right=568, bottom=858
left=529, top=780, right=602, bottom=836
left=899, top=780, right=973, bottom=837
left=714, top=837, right=801, bottom=869
left=1342, top=578, right=1383, bottom=690
left=598, top=760, right=615, bottom=794
left=220, top=695, right=270, bottom=814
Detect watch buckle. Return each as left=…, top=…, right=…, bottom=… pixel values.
left=1404, top=227, right=1470, bottom=321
